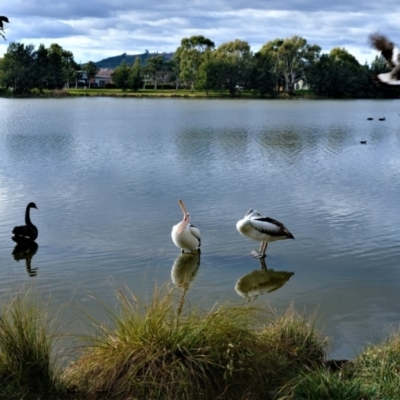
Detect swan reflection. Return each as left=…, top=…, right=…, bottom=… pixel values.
left=171, top=250, right=201, bottom=316
left=12, top=242, right=39, bottom=277
left=235, top=258, right=294, bottom=301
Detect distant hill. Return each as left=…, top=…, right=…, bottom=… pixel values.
left=95, top=52, right=174, bottom=69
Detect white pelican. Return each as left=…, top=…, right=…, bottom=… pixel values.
left=236, top=209, right=294, bottom=258
left=171, top=199, right=201, bottom=253
left=370, top=33, right=400, bottom=87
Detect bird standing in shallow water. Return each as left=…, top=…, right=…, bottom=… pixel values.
left=171, top=199, right=201, bottom=253
left=236, top=209, right=294, bottom=258
left=12, top=202, right=38, bottom=245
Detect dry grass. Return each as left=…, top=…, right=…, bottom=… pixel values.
left=0, top=287, right=67, bottom=399
left=65, top=286, right=327, bottom=399
left=3, top=284, right=400, bottom=399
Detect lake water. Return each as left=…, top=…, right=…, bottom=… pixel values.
left=1, top=97, right=400, bottom=360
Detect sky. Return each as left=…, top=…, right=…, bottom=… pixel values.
left=1, top=0, right=400, bottom=65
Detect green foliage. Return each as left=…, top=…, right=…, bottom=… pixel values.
left=111, top=60, right=131, bottom=90
left=283, top=368, right=365, bottom=400
left=3, top=286, right=400, bottom=398
left=248, top=52, right=277, bottom=97
left=351, top=333, right=400, bottom=399
left=0, top=42, right=36, bottom=93
left=0, top=35, right=396, bottom=98
left=83, top=61, right=99, bottom=89
left=0, top=288, right=67, bottom=399
left=307, top=48, right=377, bottom=98
left=260, top=36, right=321, bottom=92
left=212, top=39, right=252, bottom=96
left=144, top=55, right=165, bottom=90
left=0, top=41, right=79, bottom=93
left=128, top=57, right=143, bottom=91
left=176, top=35, right=215, bottom=92
left=65, top=288, right=327, bottom=400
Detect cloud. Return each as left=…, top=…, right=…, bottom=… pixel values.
left=1, top=0, right=399, bottom=63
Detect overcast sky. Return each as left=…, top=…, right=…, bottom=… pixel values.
left=1, top=1, right=399, bottom=65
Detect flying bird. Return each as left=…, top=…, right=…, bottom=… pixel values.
left=12, top=202, right=38, bottom=245
left=369, top=33, right=400, bottom=87
left=236, top=209, right=294, bottom=258
left=171, top=199, right=201, bottom=253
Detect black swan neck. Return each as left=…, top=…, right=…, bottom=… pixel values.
left=25, top=205, right=34, bottom=226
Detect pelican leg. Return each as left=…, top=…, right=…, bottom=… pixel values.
left=261, top=241, right=268, bottom=256
left=260, top=258, right=267, bottom=270
left=250, top=242, right=267, bottom=259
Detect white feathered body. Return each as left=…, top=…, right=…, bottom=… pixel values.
left=171, top=222, right=201, bottom=252
left=236, top=209, right=294, bottom=244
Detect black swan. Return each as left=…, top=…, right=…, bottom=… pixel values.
left=12, top=202, right=38, bottom=244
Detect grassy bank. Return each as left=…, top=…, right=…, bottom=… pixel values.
left=0, top=87, right=319, bottom=99
left=0, top=286, right=400, bottom=399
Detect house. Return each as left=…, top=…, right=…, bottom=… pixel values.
left=77, top=68, right=114, bottom=88
left=294, top=79, right=309, bottom=90
left=93, top=69, right=114, bottom=87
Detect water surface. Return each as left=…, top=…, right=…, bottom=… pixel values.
left=1, top=97, right=400, bottom=359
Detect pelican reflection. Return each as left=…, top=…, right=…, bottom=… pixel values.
left=171, top=250, right=201, bottom=317
left=171, top=250, right=201, bottom=289
left=12, top=242, right=39, bottom=277
left=235, top=258, right=294, bottom=301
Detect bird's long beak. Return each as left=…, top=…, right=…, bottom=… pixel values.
left=178, top=199, right=188, bottom=217
left=177, top=199, right=189, bottom=233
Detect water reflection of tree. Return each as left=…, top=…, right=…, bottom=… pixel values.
left=235, top=258, right=294, bottom=302
left=258, top=129, right=303, bottom=163
left=171, top=251, right=201, bottom=316
left=12, top=242, right=39, bottom=277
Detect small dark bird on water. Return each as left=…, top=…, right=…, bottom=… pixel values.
left=360, top=140, right=367, bottom=144
left=379, top=117, right=386, bottom=121
left=367, top=117, right=373, bottom=120
left=12, top=202, right=38, bottom=245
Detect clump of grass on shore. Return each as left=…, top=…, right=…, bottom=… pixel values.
left=349, top=332, right=400, bottom=399
left=278, top=332, right=400, bottom=400
left=0, top=288, right=67, bottom=399
left=65, top=286, right=327, bottom=399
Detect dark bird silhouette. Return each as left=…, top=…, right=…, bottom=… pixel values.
left=360, top=140, right=367, bottom=144
left=370, top=33, right=400, bottom=87
left=12, top=242, right=39, bottom=277
left=367, top=117, right=373, bottom=120
left=12, top=202, right=38, bottom=244
left=379, top=117, right=386, bottom=121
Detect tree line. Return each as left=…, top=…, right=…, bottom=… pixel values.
left=0, top=42, right=102, bottom=93
left=0, top=34, right=391, bottom=98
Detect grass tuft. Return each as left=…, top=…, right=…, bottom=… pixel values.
left=0, top=287, right=67, bottom=399
left=348, top=332, right=400, bottom=399
left=65, top=287, right=327, bottom=399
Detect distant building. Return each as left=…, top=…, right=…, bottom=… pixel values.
left=93, top=69, right=114, bottom=87
left=294, top=79, right=308, bottom=90
left=78, top=68, right=114, bottom=87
